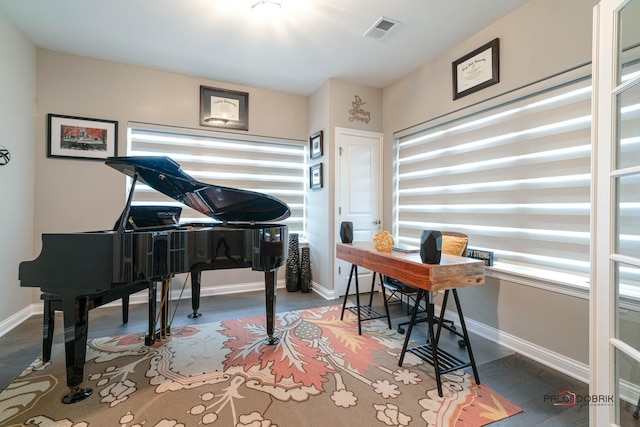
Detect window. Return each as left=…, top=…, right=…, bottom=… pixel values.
left=394, top=66, right=594, bottom=290
left=127, top=123, right=306, bottom=235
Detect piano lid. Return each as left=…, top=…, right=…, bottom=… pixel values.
left=106, top=156, right=291, bottom=223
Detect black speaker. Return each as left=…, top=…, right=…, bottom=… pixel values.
left=420, top=230, right=442, bottom=264
left=340, top=221, right=354, bottom=243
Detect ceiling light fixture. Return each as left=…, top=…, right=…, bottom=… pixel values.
left=251, top=0, right=282, bottom=11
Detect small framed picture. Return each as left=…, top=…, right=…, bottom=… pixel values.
left=452, top=38, right=500, bottom=100
left=310, top=163, right=323, bottom=189
left=309, top=130, right=323, bottom=159
left=47, top=114, right=118, bottom=160
left=200, top=85, right=249, bottom=130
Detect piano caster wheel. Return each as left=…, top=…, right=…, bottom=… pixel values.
left=62, top=386, right=92, bottom=404
left=188, top=311, right=202, bottom=319
left=264, top=336, right=280, bottom=345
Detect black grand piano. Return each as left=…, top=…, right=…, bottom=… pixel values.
left=19, top=156, right=289, bottom=404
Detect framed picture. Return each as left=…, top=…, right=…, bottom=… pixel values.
left=47, top=114, right=118, bottom=160
left=309, top=130, right=323, bottom=159
left=200, top=85, right=249, bottom=130
left=310, top=163, right=323, bottom=189
left=452, top=38, right=500, bottom=100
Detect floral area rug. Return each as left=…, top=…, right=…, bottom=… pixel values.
left=0, top=304, right=522, bottom=426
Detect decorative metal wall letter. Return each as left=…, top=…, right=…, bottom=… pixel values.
left=348, top=95, right=371, bottom=124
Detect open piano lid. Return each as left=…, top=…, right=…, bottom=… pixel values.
left=106, top=156, right=291, bottom=223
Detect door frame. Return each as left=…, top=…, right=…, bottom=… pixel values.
left=591, top=0, right=640, bottom=424
left=333, top=127, right=383, bottom=297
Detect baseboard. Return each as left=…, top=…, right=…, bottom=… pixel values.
left=440, top=306, right=589, bottom=384
left=0, top=304, right=40, bottom=338
left=310, top=282, right=336, bottom=300
left=125, top=279, right=285, bottom=306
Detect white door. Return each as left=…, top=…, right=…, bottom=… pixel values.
left=335, top=127, right=383, bottom=296
left=592, top=0, right=640, bottom=424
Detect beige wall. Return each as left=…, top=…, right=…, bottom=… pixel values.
left=1, top=0, right=600, bottom=376
left=382, top=0, right=598, bottom=368
left=0, top=14, right=37, bottom=326
left=308, top=79, right=383, bottom=297
left=33, top=50, right=309, bottom=290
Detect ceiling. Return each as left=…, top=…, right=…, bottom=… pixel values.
left=0, top=0, right=530, bottom=96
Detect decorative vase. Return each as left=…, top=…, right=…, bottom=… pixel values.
left=300, top=247, right=311, bottom=293
left=340, top=221, right=353, bottom=243
left=286, top=233, right=300, bottom=292
left=420, top=230, right=442, bottom=264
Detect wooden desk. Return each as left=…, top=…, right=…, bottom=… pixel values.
left=336, top=242, right=485, bottom=396
left=336, top=242, right=484, bottom=291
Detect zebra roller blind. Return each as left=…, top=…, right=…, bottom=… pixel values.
left=127, top=123, right=306, bottom=235
left=394, top=67, right=594, bottom=287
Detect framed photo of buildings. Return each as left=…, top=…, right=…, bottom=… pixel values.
left=47, top=114, right=118, bottom=160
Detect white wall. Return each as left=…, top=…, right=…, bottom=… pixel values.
left=0, top=14, right=37, bottom=330
left=382, top=0, right=599, bottom=368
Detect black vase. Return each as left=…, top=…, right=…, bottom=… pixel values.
left=340, top=221, right=354, bottom=243
left=420, top=230, right=442, bottom=264
left=286, top=234, right=300, bottom=292
left=300, top=247, right=312, bottom=293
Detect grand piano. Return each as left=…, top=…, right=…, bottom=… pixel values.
left=19, top=156, right=289, bottom=404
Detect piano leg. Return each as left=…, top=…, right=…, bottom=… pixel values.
left=264, top=270, right=279, bottom=345
left=42, top=296, right=55, bottom=363
left=188, top=270, right=202, bottom=319
left=61, top=296, right=92, bottom=404
left=145, top=281, right=158, bottom=346
left=160, top=279, right=171, bottom=338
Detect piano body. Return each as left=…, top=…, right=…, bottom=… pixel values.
left=19, top=156, right=289, bottom=403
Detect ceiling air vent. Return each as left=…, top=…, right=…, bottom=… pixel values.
left=363, top=16, right=400, bottom=41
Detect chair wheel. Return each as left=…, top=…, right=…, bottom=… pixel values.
left=397, top=326, right=405, bottom=334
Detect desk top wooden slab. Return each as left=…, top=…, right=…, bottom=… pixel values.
left=336, top=242, right=484, bottom=292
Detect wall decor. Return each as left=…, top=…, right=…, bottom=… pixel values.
left=310, top=163, right=323, bottom=189
left=200, top=86, right=249, bottom=130
left=452, top=38, right=500, bottom=100
left=309, top=130, right=323, bottom=159
left=348, top=95, right=371, bottom=124
left=0, top=145, right=10, bottom=166
left=47, top=114, right=118, bottom=160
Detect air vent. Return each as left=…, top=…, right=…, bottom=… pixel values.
left=363, top=16, right=400, bottom=41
